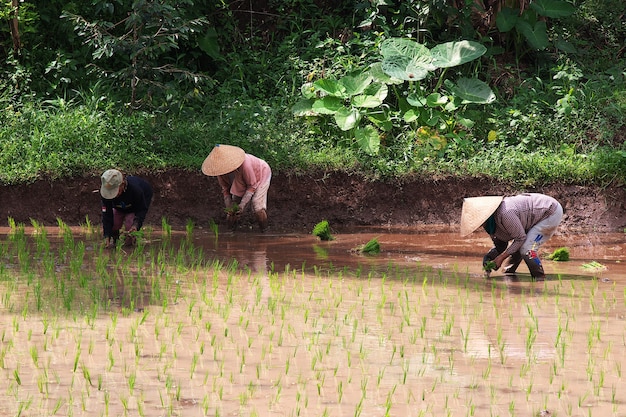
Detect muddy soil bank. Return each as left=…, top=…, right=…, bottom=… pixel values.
left=1, top=169, right=625, bottom=233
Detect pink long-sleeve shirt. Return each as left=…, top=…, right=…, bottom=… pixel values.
left=217, top=153, right=271, bottom=198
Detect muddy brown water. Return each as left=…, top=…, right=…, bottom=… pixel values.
left=193, top=225, right=626, bottom=281
left=0, top=226, right=625, bottom=417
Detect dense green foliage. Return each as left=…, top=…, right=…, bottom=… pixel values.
left=0, top=0, right=624, bottom=185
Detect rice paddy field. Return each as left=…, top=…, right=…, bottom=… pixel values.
left=1, top=218, right=625, bottom=417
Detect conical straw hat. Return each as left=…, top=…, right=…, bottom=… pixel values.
left=460, top=196, right=504, bottom=236
left=201, top=144, right=246, bottom=176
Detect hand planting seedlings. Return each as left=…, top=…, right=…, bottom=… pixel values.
left=224, top=203, right=240, bottom=215
left=483, top=260, right=497, bottom=277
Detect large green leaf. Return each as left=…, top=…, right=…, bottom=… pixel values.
left=368, top=63, right=404, bottom=85
left=554, top=38, right=577, bottom=53
left=430, top=41, right=487, bottom=69
left=313, top=79, right=347, bottom=98
left=300, top=82, right=316, bottom=99
left=402, top=108, right=420, bottom=123
left=407, top=93, right=427, bottom=107
left=516, top=20, right=549, bottom=50
left=495, top=7, right=519, bottom=32
left=197, top=28, right=221, bottom=60
left=352, top=83, right=388, bottom=107
left=334, top=107, right=361, bottom=131
left=380, top=38, right=434, bottom=81
left=426, top=93, right=448, bottom=107
left=363, top=83, right=388, bottom=101
left=450, top=78, right=496, bottom=104
left=339, top=73, right=373, bottom=97
left=292, top=99, right=316, bottom=117
left=530, top=0, right=575, bottom=18
left=312, top=96, right=343, bottom=114
left=352, top=95, right=383, bottom=108
left=367, top=112, right=393, bottom=132
left=355, top=125, right=380, bottom=155
left=381, top=55, right=432, bottom=81
left=380, top=38, right=429, bottom=59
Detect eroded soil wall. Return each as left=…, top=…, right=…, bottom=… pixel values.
left=1, top=170, right=625, bottom=232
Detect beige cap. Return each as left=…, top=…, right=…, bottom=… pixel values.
left=100, top=169, right=123, bottom=199
left=201, top=144, right=245, bottom=176
left=460, top=196, right=504, bottom=236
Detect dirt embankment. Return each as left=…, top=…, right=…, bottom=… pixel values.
left=1, top=170, right=625, bottom=233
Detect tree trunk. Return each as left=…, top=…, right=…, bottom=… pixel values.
left=9, top=0, right=20, bottom=57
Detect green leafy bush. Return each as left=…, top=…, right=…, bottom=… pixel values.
left=294, top=38, right=495, bottom=156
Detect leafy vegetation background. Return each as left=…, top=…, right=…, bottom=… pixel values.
left=0, top=0, right=624, bottom=186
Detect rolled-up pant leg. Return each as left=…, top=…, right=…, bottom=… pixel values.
left=520, top=203, right=564, bottom=278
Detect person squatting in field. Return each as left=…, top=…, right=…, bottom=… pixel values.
left=100, top=169, right=153, bottom=248
left=460, top=193, right=563, bottom=280
left=202, top=144, right=272, bottom=232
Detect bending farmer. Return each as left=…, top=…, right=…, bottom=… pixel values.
left=100, top=169, right=153, bottom=248
left=460, top=193, right=563, bottom=280
left=201, top=144, right=272, bottom=232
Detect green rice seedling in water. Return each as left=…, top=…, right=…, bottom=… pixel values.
left=208, top=218, right=219, bottom=238
left=30, top=219, right=50, bottom=257
left=312, top=220, right=334, bottom=241
left=354, top=238, right=381, bottom=255
left=80, top=215, right=96, bottom=237
left=161, top=217, right=172, bottom=240
left=185, top=219, right=195, bottom=241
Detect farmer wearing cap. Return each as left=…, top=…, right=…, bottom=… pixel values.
left=460, top=193, right=563, bottom=280
left=100, top=169, right=153, bottom=248
left=201, top=144, right=271, bottom=232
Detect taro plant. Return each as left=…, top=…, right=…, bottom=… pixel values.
left=293, top=38, right=495, bottom=155
left=495, top=0, right=576, bottom=55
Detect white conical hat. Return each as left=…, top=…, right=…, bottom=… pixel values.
left=460, top=196, right=504, bottom=236
left=201, top=144, right=245, bottom=176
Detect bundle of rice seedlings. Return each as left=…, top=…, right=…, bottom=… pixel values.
left=312, top=220, right=334, bottom=241
left=548, top=247, right=570, bottom=261
left=483, top=260, right=497, bottom=272
left=355, top=238, right=380, bottom=255
left=224, top=203, right=240, bottom=215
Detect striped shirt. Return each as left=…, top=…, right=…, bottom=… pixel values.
left=492, top=193, right=560, bottom=256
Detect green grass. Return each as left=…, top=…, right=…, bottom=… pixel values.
left=0, top=88, right=624, bottom=186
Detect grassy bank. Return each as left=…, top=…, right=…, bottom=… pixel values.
left=0, top=96, right=624, bottom=187
left=0, top=96, right=626, bottom=184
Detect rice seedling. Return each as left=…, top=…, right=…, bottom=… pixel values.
left=548, top=247, right=570, bottom=261
left=208, top=218, right=219, bottom=238
left=312, top=220, right=334, bottom=241
left=0, top=224, right=625, bottom=417
left=185, top=219, right=195, bottom=241
left=352, top=237, right=381, bottom=255
left=582, top=261, right=607, bottom=272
